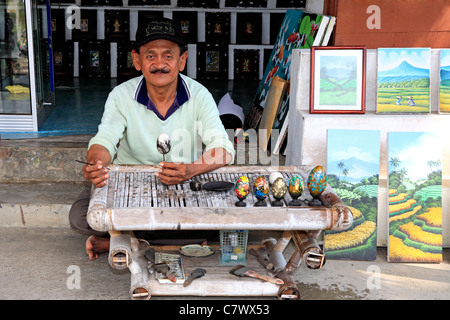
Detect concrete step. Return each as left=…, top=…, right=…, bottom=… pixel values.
left=0, top=135, right=92, bottom=184
left=0, top=182, right=89, bottom=228
left=0, top=135, right=94, bottom=228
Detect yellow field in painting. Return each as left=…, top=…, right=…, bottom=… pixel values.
left=377, top=87, right=430, bottom=113
left=440, top=86, right=450, bottom=112
left=377, top=104, right=430, bottom=113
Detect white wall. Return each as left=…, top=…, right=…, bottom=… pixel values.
left=286, top=49, right=450, bottom=247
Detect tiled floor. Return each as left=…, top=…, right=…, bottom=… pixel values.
left=2, top=77, right=258, bottom=139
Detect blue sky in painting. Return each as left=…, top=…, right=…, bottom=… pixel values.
left=388, top=132, right=441, bottom=181
left=327, top=129, right=380, bottom=182
left=378, top=48, right=430, bottom=72
left=441, top=49, right=450, bottom=67
left=440, top=49, right=450, bottom=67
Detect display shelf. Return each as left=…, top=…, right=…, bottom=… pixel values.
left=286, top=48, right=450, bottom=247
left=39, top=1, right=324, bottom=79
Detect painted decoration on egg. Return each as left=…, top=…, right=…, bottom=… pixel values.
left=288, top=175, right=304, bottom=199
left=272, top=177, right=287, bottom=200
left=307, top=165, right=327, bottom=197
left=235, top=176, right=250, bottom=201
left=253, top=176, right=269, bottom=200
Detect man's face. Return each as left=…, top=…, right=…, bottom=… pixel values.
left=132, top=39, right=187, bottom=89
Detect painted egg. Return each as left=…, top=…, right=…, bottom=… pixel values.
left=307, top=165, right=327, bottom=197
left=235, top=176, right=250, bottom=200
left=253, top=176, right=269, bottom=200
left=269, top=172, right=283, bottom=185
left=288, top=175, right=304, bottom=198
left=156, top=133, right=171, bottom=155
left=271, top=177, right=287, bottom=200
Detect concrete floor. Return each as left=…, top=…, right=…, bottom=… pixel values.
left=0, top=226, right=448, bottom=301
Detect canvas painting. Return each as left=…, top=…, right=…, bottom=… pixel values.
left=247, top=9, right=334, bottom=128
left=310, top=47, right=366, bottom=114
left=439, top=49, right=450, bottom=114
left=325, top=129, right=380, bottom=260
left=377, top=48, right=431, bottom=114
left=387, top=132, right=442, bottom=263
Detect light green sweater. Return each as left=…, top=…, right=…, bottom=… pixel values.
left=88, top=74, right=235, bottom=165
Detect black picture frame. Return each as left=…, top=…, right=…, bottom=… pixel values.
left=79, top=40, right=110, bottom=78
left=225, top=0, right=267, bottom=7
left=172, top=11, right=198, bottom=44
left=117, top=41, right=142, bottom=80
left=197, top=43, right=228, bottom=80
left=205, top=12, right=230, bottom=45
left=177, top=0, right=219, bottom=8
left=276, top=0, right=306, bottom=8
left=105, top=10, right=130, bottom=41
left=234, top=49, right=259, bottom=80
left=137, top=10, right=164, bottom=24
left=72, top=10, right=97, bottom=41
left=53, top=40, right=74, bottom=78
left=236, top=13, right=262, bottom=45
left=50, top=9, right=65, bottom=42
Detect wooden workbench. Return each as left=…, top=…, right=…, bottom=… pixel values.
left=87, top=165, right=353, bottom=300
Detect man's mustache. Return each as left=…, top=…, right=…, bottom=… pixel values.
left=150, top=67, right=170, bottom=74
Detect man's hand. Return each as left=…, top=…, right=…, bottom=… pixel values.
left=82, top=160, right=110, bottom=188
left=155, top=162, right=192, bottom=185
left=155, top=148, right=233, bottom=185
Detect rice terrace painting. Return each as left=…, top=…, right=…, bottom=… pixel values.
left=325, top=129, right=380, bottom=260
left=440, top=49, right=450, bottom=113
left=388, top=132, right=442, bottom=263
left=377, top=48, right=431, bottom=114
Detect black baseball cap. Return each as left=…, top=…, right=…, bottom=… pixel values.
left=135, top=17, right=185, bottom=48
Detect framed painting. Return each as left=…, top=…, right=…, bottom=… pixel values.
left=233, top=49, right=259, bottom=80
left=72, top=10, right=97, bottom=41
left=325, top=129, right=380, bottom=261
left=439, top=49, right=450, bottom=114
left=196, top=43, right=228, bottom=80
left=104, top=10, right=129, bottom=41
left=236, top=13, right=262, bottom=45
left=172, top=11, right=198, bottom=44
left=310, top=46, right=366, bottom=114
left=117, top=41, right=141, bottom=80
left=205, top=12, right=230, bottom=45
left=387, top=132, right=442, bottom=263
left=377, top=48, right=431, bottom=114
left=79, top=40, right=110, bottom=78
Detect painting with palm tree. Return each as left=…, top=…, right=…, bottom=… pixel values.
left=325, top=129, right=380, bottom=260
left=388, top=132, right=442, bottom=262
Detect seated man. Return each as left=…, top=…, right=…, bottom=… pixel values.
left=69, top=17, right=235, bottom=260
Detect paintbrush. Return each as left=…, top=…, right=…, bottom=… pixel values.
left=75, top=160, right=111, bottom=170
left=229, top=264, right=284, bottom=284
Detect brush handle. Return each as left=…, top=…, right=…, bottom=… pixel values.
left=246, top=270, right=284, bottom=285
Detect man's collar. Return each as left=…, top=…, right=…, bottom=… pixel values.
left=133, top=74, right=191, bottom=113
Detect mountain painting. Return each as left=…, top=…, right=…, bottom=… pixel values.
left=377, top=48, right=431, bottom=114
left=439, top=49, right=450, bottom=113
left=324, top=129, right=380, bottom=261
left=310, top=47, right=365, bottom=113
left=387, top=132, right=442, bottom=263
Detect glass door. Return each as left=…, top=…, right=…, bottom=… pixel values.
left=0, top=0, right=54, bottom=132
left=0, top=0, right=32, bottom=117
left=32, top=0, right=55, bottom=123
